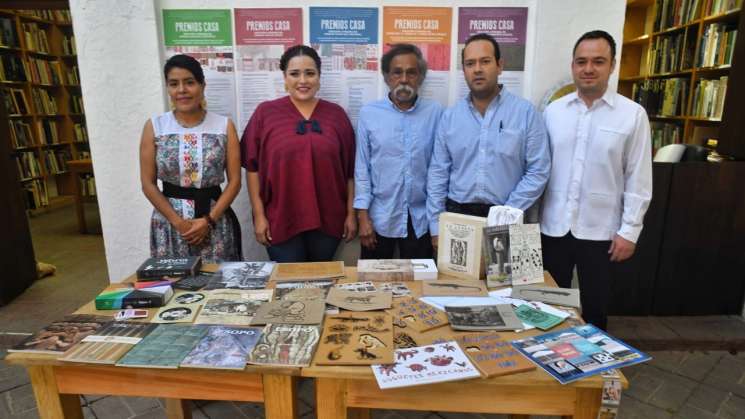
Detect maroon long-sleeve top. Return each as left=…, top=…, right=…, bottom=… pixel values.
left=241, top=96, right=355, bottom=245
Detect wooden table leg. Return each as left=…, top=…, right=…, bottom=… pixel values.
left=316, top=377, right=347, bottom=419
left=164, top=399, right=191, bottom=419
left=263, top=374, right=298, bottom=419
left=28, top=365, right=83, bottom=419
left=70, top=171, right=86, bottom=234
left=349, top=408, right=371, bottom=419
left=573, top=388, right=603, bottom=419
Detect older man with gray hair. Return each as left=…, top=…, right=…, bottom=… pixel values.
left=354, top=44, right=444, bottom=259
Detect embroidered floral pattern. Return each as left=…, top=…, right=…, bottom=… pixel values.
left=150, top=117, right=239, bottom=263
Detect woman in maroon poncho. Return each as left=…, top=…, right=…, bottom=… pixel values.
left=241, top=45, right=357, bottom=262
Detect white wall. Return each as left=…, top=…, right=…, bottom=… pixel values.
left=69, top=0, right=165, bottom=282
left=70, top=0, right=626, bottom=282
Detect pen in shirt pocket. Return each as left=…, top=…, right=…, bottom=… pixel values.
left=499, top=120, right=503, bottom=133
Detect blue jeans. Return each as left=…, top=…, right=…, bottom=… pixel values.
left=266, top=230, right=340, bottom=263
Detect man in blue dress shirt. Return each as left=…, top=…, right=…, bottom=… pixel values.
left=427, top=33, right=550, bottom=246
left=354, top=44, right=444, bottom=259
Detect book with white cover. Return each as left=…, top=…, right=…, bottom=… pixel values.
left=371, top=341, right=480, bottom=389
left=412, top=259, right=438, bottom=280
left=437, top=212, right=486, bottom=280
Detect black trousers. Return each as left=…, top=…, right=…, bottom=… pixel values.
left=360, top=214, right=433, bottom=259
left=541, top=233, right=612, bottom=330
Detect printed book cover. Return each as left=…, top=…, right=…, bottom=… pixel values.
left=9, top=315, right=111, bottom=355
left=508, top=224, right=544, bottom=286
left=95, top=283, right=174, bottom=310
left=60, top=321, right=157, bottom=364
left=116, top=324, right=208, bottom=369
left=250, top=300, right=325, bottom=325
left=203, top=262, right=276, bottom=290
left=248, top=324, right=321, bottom=367
left=180, top=326, right=263, bottom=370
left=511, top=324, right=651, bottom=384
left=371, top=341, right=481, bottom=389
left=273, top=278, right=336, bottom=300
left=437, top=212, right=486, bottom=280
left=136, top=256, right=202, bottom=280
left=152, top=291, right=206, bottom=323
left=445, top=304, right=523, bottom=331
left=483, top=224, right=511, bottom=287
left=194, top=289, right=273, bottom=326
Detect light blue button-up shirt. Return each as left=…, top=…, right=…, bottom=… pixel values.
left=427, top=87, right=550, bottom=235
left=354, top=95, right=444, bottom=238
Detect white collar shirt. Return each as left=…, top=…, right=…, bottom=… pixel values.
left=540, top=89, right=653, bottom=243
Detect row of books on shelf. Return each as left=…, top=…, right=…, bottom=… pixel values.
left=9, top=119, right=88, bottom=148
left=14, top=151, right=41, bottom=179
left=648, top=31, right=695, bottom=74
left=80, top=173, right=96, bottom=196
left=26, top=56, right=63, bottom=85
left=62, top=35, right=76, bottom=55
left=23, top=179, right=48, bottom=209
left=22, top=22, right=50, bottom=54
left=653, top=0, right=741, bottom=33
left=632, top=78, right=689, bottom=116
left=70, top=94, right=84, bottom=113
left=0, top=18, right=19, bottom=48
left=0, top=54, right=80, bottom=85
left=2, top=87, right=29, bottom=115
left=631, top=76, right=728, bottom=119
left=651, top=122, right=682, bottom=155
left=698, top=23, right=737, bottom=68
left=74, top=122, right=88, bottom=142
left=706, top=0, right=743, bottom=15
left=654, top=0, right=702, bottom=32
left=44, top=149, right=70, bottom=174
left=14, top=149, right=72, bottom=177
left=0, top=54, right=26, bottom=81
left=0, top=16, right=76, bottom=53
left=18, top=9, right=73, bottom=24
left=691, top=75, right=728, bottom=119
left=30, top=87, right=57, bottom=115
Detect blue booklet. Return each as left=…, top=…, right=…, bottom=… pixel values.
left=511, top=324, right=651, bottom=384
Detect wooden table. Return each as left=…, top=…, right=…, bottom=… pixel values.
left=4, top=268, right=301, bottom=419
left=303, top=271, right=629, bottom=419
left=5, top=267, right=628, bottom=419
left=67, top=159, right=93, bottom=234
left=4, top=353, right=299, bottom=419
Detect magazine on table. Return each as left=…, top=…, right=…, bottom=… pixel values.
left=511, top=324, right=651, bottom=384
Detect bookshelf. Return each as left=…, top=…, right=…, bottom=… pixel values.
left=620, top=0, right=742, bottom=155
left=0, top=8, right=90, bottom=211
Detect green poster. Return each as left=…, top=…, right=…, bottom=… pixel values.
left=163, top=9, right=232, bottom=46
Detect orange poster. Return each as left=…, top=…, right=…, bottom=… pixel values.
left=383, top=7, right=452, bottom=104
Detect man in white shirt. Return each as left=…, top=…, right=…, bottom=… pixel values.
left=541, top=30, right=652, bottom=330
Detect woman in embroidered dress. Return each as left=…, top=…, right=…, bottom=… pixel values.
left=241, top=45, right=357, bottom=262
left=140, top=54, right=242, bottom=262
